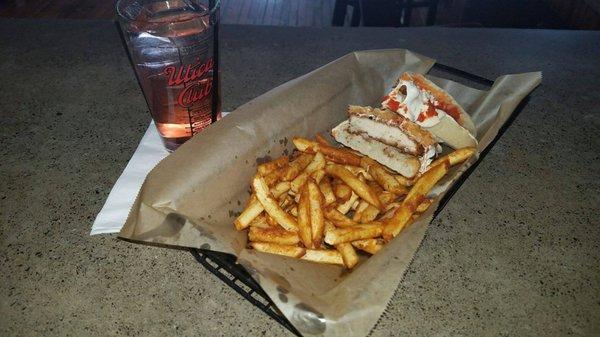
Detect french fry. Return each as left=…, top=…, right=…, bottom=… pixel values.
left=279, top=194, right=293, bottom=209
left=336, top=191, right=359, bottom=215
left=359, top=206, right=379, bottom=223
left=283, top=202, right=295, bottom=214
left=405, top=162, right=449, bottom=209
left=336, top=243, right=359, bottom=268
left=291, top=173, right=310, bottom=193
left=304, top=151, right=327, bottom=175
left=250, top=242, right=305, bottom=258
left=352, top=200, right=370, bottom=221
left=325, top=164, right=382, bottom=209
left=290, top=206, right=298, bottom=217
left=234, top=195, right=263, bottom=230
left=384, top=202, right=402, bottom=212
left=263, top=169, right=283, bottom=187
left=416, top=198, right=433, bottom=213
left=311, top=169, right=325, bottom=184
left=319, top=177, right=336, bottom=206
left=394, top=175, right=413, bottom=187
left=322, top=220, right=337, bottom=251
left=324, top=224, right=383, bottom=245
left=292, top=137, right=362, bottom=166
left=378, top=191, right=397, bottom=208
left=297, top=183, right=313, bottom=248
left=265, top=214, right=278, bottom=227
left=380, top=206, right=397, bottom=220
left=324, top=220, right=336, bottom=234
left=352, top=239, right=384, bottom=255
left=281, top=153, right=314, bottom=181
left=315, top=133, right=331, bottom=146
left=324, top=207, right=360, bottom=227
left=383, top=162, right=449, bottom=240
left=248, top=214, right=270, bottom=228
left=333, top=183, right=352, bottom=202
left=252, top=176, right=298, bottom=232
left=344, top=165, right=373, bottom=180
left=301, top=249, right=344, bottom=265
left=361, top=157, right=408, bottom=195
left=271, top=181, right=291, bottom=198
left=307, top=180, right=325, bottom=247
left=367, top=180, right=384, bottom=195
left=430, top=147, right=476, bottom=168
left=257, top=156, right=289, bottom=176
left=292, top=137, right=317, bottom=152
left=290, top=152, right=326, bottom=192
left=248, top=227, right=300, bottom=245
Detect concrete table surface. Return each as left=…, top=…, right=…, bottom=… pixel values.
left=1, top=18, right=599, bottom=336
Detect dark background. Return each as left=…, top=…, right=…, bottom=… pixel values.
left=1, top=0, right=599, bottom=30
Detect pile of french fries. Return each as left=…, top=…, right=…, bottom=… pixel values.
left=234, top=135, right=476, bottom=269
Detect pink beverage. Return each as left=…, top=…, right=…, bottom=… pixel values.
left=117, top=0, right=221, bottom=151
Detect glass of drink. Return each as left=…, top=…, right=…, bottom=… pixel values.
left=117, top=0, right=221, bottom=151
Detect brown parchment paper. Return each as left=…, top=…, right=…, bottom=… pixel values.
left=119, top=49, right=541, bottom=337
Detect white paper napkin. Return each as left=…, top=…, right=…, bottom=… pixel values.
left=91, top=114, right=228, bottom=235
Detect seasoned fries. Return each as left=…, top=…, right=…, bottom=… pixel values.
left=301, top=249, right=344, bottom=265
left=249, top=227, right=300, bottom=245
left=234, top=195, right=263, bottom=230
left=252, top=176, right=298, bottom=232
left=333, top=183, right=352, bottom=202
left=325, top=224, right=383, bottom=245
left=257, top=156, right=289, bottom=176
left=351, top=239, right=384, bottom=255
left=290, top=152, right=325, bottom=192
left=361, top=157, right=408, bottom=195
left=297, top=183, right=313, bottom=248
left=352, top=200, right=370, bottom=221
left=383, top=162, right=450, bottom=240
left=281, top=153, right=314, bottom=181
left=234, top=135, right=475, bottom=269
left=250, top=242, right=305, bottom=258
left=394, top=174, right=413, bottom=187
left=315, top=133, right=331, bottom=146
left=271, top=181, right=291, bottom=198
left=263, top=169, right=284, bottom=187
left=293, top=137, right=362, bottom=166
left=337, top=191, right=359, bottom=214
left=319, top=177, right=336, bottom=205
left=416, top=198, right=433, bottom=213
left=344, top=165, right=373, bottom=180
left=324, top=207, right=360, bottom=227
left=326, top=164, right=382, bottom=209
left=248, top=214, right=270, bottom=228
left=336, top=243, right=359, bottom=268
left=358, top=205, right=380, bottom=223
left=307, top=180, right=325, bottom=246
left=430, top=147, right=476, bottom=168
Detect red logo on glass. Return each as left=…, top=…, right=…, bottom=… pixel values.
left=164, top=58, right=214, bottom=108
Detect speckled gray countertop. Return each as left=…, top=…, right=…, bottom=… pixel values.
left=1, top=18, right=599, bottom=336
